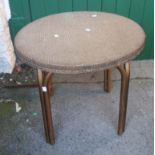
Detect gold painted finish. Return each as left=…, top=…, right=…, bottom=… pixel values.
left=104, top=69, right=112, bottom=92
left=37, top=63, right=130, bottom=145
left=37, top=69, right=55, bottom=144
left=117, top=63, right=130, bottom=135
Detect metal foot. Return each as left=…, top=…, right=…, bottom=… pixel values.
left=104, top=69, right=112, bottom=92
left=37, top=69, right=55, bottom=144
left=117, top=63, right=130, bottom=135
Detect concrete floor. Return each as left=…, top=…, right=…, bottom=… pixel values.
left=0, top=60, right=153, bottom=155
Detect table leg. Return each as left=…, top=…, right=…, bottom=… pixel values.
left=117, top=63, right=130, bottom=135
left=37, top=69, right=55, bottom=144
left=48, top=74, right=54, bottom=97
left=104, top=69, right=112, bottom=92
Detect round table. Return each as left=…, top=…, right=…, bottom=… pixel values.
left=14, top=12, right=145, bottom=144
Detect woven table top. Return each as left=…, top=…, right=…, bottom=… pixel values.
left=15, top=12, right=145, bottom=74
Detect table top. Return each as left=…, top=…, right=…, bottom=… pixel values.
left=15, top=12, right=145, bottom=74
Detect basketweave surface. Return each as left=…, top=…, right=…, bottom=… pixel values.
left=15, top=12, right=145, bottom=74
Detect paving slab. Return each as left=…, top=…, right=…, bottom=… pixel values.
left=0, top=60, right=153, bottom=155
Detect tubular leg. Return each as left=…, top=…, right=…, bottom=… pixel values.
left=104, top=69, right=112, bottom=92
left=37, top=69, right=55, bottom=144
left=117, top=63, right=130, bottom=135
left=48, top=74, right=54, bottom=97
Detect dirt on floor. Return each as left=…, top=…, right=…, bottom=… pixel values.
left=0, top=64, right=37, bottom=88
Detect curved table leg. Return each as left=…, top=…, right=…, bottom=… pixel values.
left=37, top=69, right=55, bottom=144
left=104, top=69, right=112, bottom=92
left=117, top=63, right=130, bottom=135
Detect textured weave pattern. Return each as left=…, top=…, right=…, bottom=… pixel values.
left=15, top=12, right=145, bottom=74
